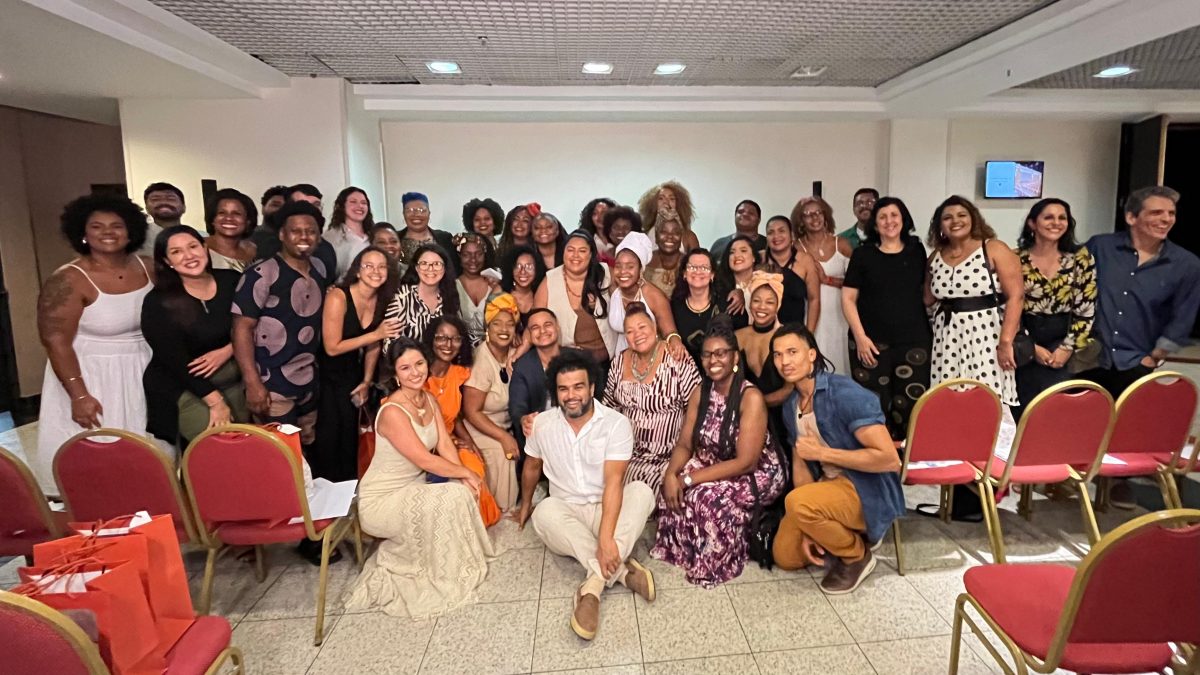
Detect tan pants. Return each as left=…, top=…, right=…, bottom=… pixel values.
left=469, top=424, right=519, bottom=511
left=532, top=482, right=654, bottom=593
left=773, top=476, right=867, bottom=570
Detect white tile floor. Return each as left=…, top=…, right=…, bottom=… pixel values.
left=4, top=481, right=1173, bottom=675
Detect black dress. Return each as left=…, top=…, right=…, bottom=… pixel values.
left=312, top=287, right=381, bottom=481
left=774, top=258, right=809, bottom=326
left=670, top=293, right=734, bottom=371
left=142, top=270, right=242, bottom=443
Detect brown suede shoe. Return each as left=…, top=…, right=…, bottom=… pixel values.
left=820, top=548, right=877, bottom=595
left=571, top=590, right=600, bottom=640
left=623, top=558, right=656, bottom=603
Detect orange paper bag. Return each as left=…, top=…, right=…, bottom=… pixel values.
left=15, top=559, right=164, bottom=675
left=37, top=514, right=194, bottom=653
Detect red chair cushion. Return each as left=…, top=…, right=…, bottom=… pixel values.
left=165, top=616, right=232, bottom=675
left=213, top=518, right=335, bottom=546
left=1096, top=453, right=1165, bottom=478
left=980, top=460, right=1071, bottom=484
left=0, top=602, right=92, bottom=675
left=904, top=462, right=978, bottom=485
left=964, top=564, right=1173, bottom=673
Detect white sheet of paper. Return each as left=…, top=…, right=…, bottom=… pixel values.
left=28, top=570, right=105, bottom=593
left=291, top=478, right=357, bottom=524
left=992, top=411, right=1017, bottom=462
left=908, top=460, right=965, bottom=469
left=1100, top=454, right=1127, bottom=466
left=74, top=510, right=152, bottom=536
left=1184, top=443, right=1197, bottom=463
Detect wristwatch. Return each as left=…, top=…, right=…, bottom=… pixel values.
left=682, top=474, right=694, bottom=488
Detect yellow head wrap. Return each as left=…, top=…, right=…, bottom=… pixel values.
left=484, top=292, right=520, bottom=325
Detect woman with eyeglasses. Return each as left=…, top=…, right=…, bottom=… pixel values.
left=313, top=246, right=402, bottom=481
left=531, top=211, right=568, bottom=271
left=384, top=243, right=461, bottom=344
left=795, top=196, right=853, bottom=375
left=396, top=192, right=457, bottom=274
left=603, top=302, right=701, bottom=495
left=462, top=294, right=521, bottom=510
left=422, top=315, right=478, bottom=452
left=652, top=315, right=785, bottom=588
left=500, top=244, right=547, bottom=328
left=670, top=248, right=735, bottom=369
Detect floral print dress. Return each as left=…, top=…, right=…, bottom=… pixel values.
left=650, top=381, right=787, bottom=588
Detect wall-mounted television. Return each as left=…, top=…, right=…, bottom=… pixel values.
left=984, top=160, right=1045, bottom=199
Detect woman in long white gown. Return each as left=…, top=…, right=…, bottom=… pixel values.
left=795, top=196, right=853, bottom=376
left=344, top=337, right=495, bottom=618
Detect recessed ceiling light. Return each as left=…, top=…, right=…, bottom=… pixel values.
left=582, top=62, right=613, bottom=75
left=1094, top=65, right=1137, bottom=79
left=654, top=63, right=686, bottom=76
left=426, top=61, right=461, bottom=74
left=790, top=65, right=828, bottom=79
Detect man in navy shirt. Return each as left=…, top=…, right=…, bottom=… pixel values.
left=1083, top=185, right=1200, bottom=507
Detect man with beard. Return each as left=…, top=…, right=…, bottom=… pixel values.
left=515, top=349, right=656, bottom=641
left=509, top=307, right=561, bottom=451
left=710, top=199, right=764, bottom=262
left=232, top=200, right=328, bottom=453
left=141, top=182, right=188, bottom=255
left=839, top=188, right=878, bottom=249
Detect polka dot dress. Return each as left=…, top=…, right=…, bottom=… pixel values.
left=929, top=246, right=1018, bottom=406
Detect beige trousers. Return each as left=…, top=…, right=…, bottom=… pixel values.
left=532, top=481, right=655, bottom=591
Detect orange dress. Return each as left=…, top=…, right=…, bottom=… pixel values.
left=425, top=364, right=471, bottom=434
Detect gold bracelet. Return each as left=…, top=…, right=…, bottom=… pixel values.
left=666, top=332, right=682, bottom=342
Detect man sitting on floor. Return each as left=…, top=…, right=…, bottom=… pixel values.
left=516, top=349, right=656, bottom=640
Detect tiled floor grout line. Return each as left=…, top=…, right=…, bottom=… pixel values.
left=722, top=584, right=761, bottom=673
left=528, top=546, right=546, bottom=674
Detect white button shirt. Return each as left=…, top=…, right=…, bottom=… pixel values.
left=525, top=401, right=633, bottom=505
left=322, top=226, right=370, bottom=280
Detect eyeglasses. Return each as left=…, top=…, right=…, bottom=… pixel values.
left=854, top=198, right=877, bottom=207
left=802, top=211, right=823, bottom=220
left=515, top=263, right=536, bottom=272
left=686, top=264, right=712, bottom=273
left=700, top=347, right=736, bottom=360
left=404, top=207, right=430, bottom=215
left=433, top=335, right=463, bottom=345
left=416, top=260, right=445, bottom=270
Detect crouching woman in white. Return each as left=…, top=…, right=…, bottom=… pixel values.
left=515, top=348, right=656, bottom=642
left=345, top=337, right=495, bottom=617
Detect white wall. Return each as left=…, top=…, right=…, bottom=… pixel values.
left=381, top=121, right=891, bottom=243
left=342, top=81, right=386, bottom=221
left=946, top=119, right=1121, bottom=244
left=120, top=77, right=348, bottom=217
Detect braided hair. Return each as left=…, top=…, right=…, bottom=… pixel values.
left=692, top=314, right=747, bottom=460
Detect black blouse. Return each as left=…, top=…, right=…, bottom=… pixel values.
left=844, top=238, right=932, bottom=346
left=142, top=269, right=240, bottom=441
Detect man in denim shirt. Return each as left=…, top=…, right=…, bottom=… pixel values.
left=1083, top=185, right=1200, bottom=507
left=770, top=324, right=905, bottom=594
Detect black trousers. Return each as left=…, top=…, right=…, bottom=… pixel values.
left=1080, top=364, right=1154, bottom=402
left=848, top=337, right=932, bottom=440
left=1013, top=361, right=1072, bottom=420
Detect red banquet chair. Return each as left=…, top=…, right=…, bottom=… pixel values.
left=893, top=379, right=1004, bottom=574
left=182, top=424, right=362, bottom=646
left=981, top=381, right=1115, bottom=560
left=0, top=590, right=245, bottom=675
left=0, top=445, right=67, bottom=558
left=1090, top=371, right=1198, bottom=511
left=950, top=508, right=1200, bottom=675
left=54, top=429, right=196, bottom=543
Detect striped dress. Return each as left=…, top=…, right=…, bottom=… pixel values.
left=603, top=348, right=701, bottom=494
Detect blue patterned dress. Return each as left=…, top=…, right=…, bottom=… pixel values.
left=650, top=381, right=787, bottom=588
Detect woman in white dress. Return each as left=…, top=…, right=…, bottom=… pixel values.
left=35, top=194, right=155, bottom=493
left=345, top=337, right=494, bottom=618
left=795, top=196, right=853, bottom=376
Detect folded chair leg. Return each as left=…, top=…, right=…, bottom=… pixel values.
left=982, top=480, right=1006, bottom=564
left=314, top=530, right=332, bottom=646
left=253, top=545, right=267, bottom=583
left=1073, top=477, right=1101, bottom=545
left=944, top=485, right=955, bottom=524
left=198, top=546, right=219, bottom=615
left=892, top=520, right=905, bottom=576
left=1017, top=485, right=1033, bottom=521
left=949, top=596, right=965, bottom=675
left=1158, top=467, right=1183, bottom=510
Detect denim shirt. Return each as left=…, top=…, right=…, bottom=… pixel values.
left=782, top=372, right=906, bottom=544
left=1087, top=232, right=1200, bottom=370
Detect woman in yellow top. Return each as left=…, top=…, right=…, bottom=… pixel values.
left=463, top=293, right=521, bottom=510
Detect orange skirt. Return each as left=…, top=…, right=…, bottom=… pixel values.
left=458, top=450, right=503, bottom=527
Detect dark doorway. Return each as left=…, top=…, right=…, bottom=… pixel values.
left=1162, top=123, right=1200, bottom=338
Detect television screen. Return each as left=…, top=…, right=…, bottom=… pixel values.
left=984, top=161, right=1044, bottom=199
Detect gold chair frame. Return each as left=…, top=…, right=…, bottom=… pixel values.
left=1084, top=371, right=1198, bottom=512
left=0, top=590, right=246, bottom=674
left=182, top=424, right=364, bottom=646
left=893, top=379, right=1004, bottom=575
left=949, top=508, right=1200, bottom=675
left=0, top=444, right=66, bottom=547
left=52, top=428, right=198, bottom=543
left=985, top=380, right=1115, bottom=562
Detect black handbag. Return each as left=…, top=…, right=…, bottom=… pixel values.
left=745, top=437, right=790, bottom=569
left=983, top=241, right=1035, bottom=368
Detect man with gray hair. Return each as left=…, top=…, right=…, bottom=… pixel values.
left=1083, top=185, right=1200, bottom=506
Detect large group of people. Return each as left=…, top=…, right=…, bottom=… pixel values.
left=34, top=178, right=1199, bottom=638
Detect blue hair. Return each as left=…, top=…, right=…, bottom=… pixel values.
left=401, top=192, right=429, bottom=206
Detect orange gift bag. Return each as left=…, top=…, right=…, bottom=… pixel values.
left=14, top=559, right=163, bottom=675
left=458, top=450, right=502, bottom=527
left=36, top=513, right=194, bottom=654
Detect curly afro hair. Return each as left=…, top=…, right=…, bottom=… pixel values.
left=60, top=193, right=149, bottom=255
